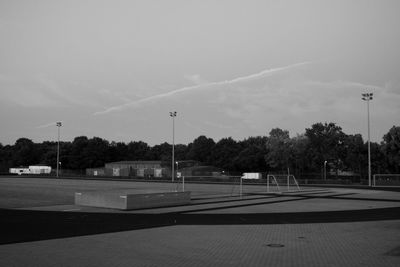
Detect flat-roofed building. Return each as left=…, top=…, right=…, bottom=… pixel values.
left=104, top=161, right=166, bottom=177
left=86, top=167, right=105, bottom=176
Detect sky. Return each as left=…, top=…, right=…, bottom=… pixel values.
left=1, top=0, right=399, bottom=146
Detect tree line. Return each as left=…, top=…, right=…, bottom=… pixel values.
left=0, top=122, right=399, bottom=178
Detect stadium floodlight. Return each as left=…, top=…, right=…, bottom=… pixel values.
left=56, top=121, right=62, bottom=178
left=169, top=112, right=177, bottom=182
left=361, top=93, right=373, bottom=186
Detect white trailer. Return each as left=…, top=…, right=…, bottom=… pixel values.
left=10, top=167, right=30, bottom=175
left=10, top=165, right=51, bottom=175
left=241, top=172, right=262, bottom=179
left=29, top=165, right=52, bottom=174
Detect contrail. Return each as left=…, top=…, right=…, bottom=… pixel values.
left=94, top=61, right=311, bottom=115
left=36, top=121, right=61, bottom=129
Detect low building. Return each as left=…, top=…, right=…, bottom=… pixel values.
left=179, top=165, right=224, bottom=177
left=86, top=160, right=223, bottom=178
left=86, top=167, right=105, bottom=176
left=104, top=161, right=166, bottom=178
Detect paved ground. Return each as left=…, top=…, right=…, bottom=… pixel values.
left=0, top=177, right=399, bottom=266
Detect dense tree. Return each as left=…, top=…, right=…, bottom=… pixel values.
left=0, top=123, right=399, bottom=178
left=382, top=126, right=400, bottom=173
left=147, top=142, right=172, bottom=165
left=56, top=142, right=71, bottom=170
left=265, top=128, right=292, bottom=172
left=127, top=141, right=150, bottom=160
left=186, top=135, right=215, bottom=163
left=233, top=136, right=267, bottom=172
left=370, top=142, right=387, bottom=175
left=0, top=143, right=9, bottom=172
left=12, top=138, right=39, bottom=166
left=234, top=144, right=267, bottom=172
left=67, top=136, right=89, bottom=169
left=290, top=134, right=310, bottom=176
left=305, top=122, right=346, bottom=172
left=240, top=136, right=267, bottom=147
left=85, top=137, right=110, bottom=167
left=209, top=137, right=242, bottom=170
left=174, top=144, right=189, bottom=161
left=108, top=141, right=128, bottom=162
left=37, top=141, right=58, bottom=168
left=342, top=134, right=365, bottom=176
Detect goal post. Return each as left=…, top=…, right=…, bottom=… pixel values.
left=174, top=175, right=243, bottom=196
left=175, top=174, right=301, bottom=197
left=372, top=174, right=400, bottom=186
left=267, top=174, right=301, bottom=193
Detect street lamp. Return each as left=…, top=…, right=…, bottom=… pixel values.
left=324, top=160, right=327, bottom=180
left=56, top=121, right=62, bottom=178
left=176, top=161, right=185, bottom=191
left=169, top=111, right=177, bottom=182
left=362, top=93, right=373, bottom=186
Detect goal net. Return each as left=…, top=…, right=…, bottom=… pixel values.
left=173, top=175, right=275, bottom=198
left=372, top=174, right=400, bottom=186
left=171, top=174, right=301, bottom=199
left=267, top=174, right=301, bottom=193
left=172, top=175, right=244, bottom=197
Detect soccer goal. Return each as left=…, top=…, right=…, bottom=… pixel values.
left=173, top=175, right=243, bottom=197
left=372, top=174, right=400, bottom=186
left=267, top=174, right=301, bottom=193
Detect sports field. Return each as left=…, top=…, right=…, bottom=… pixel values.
left=0, top=177, right=399, bottom=266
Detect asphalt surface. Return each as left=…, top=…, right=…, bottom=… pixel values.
left=1, top=177, right=400, bottom=266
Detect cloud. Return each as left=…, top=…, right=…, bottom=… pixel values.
left=383, top=81, right=400, bottom=95
left=94, top=61, right=311, bottom=115
left=172, top=72, right=391, bottom=140
left=184, top=74, right=206, bottom=85
left=35, top=75, right=109, bottom=108
left=0, top=74, right=75, bottom=108
left=0, top=73, right=133, bottom=110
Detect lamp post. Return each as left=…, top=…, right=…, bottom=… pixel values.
left=362, top=93, right=373, bottom=186
left=169, top=111, right=177, bottom=182
left=324, top=160, right=327, bottom=180
left=176, top=161, right=184, bottom=191
left=56, top=121, right=62, bottom=178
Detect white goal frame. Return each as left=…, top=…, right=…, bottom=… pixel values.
left=267, top=174, right=300, bottom=192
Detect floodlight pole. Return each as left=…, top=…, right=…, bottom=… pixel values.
left=170, top=111, right=177, bottom=182
left=176, top=161, right=184, bottom=192
left=240, top=176, right=243, bottom=199
left=362, top=93, right=373, bottom=186
left=56, top=122, right=62, bottom=178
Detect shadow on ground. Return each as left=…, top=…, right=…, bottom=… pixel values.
left=1, top=206, right=400, bottom=245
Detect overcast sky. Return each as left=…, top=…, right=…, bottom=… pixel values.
left=1, top=0, right=399, bottom=145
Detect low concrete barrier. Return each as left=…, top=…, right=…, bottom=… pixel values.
left=75, top=190, right=191, bottom=210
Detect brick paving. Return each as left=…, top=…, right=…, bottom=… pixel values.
left=0, top=221, right=399, bottom=267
